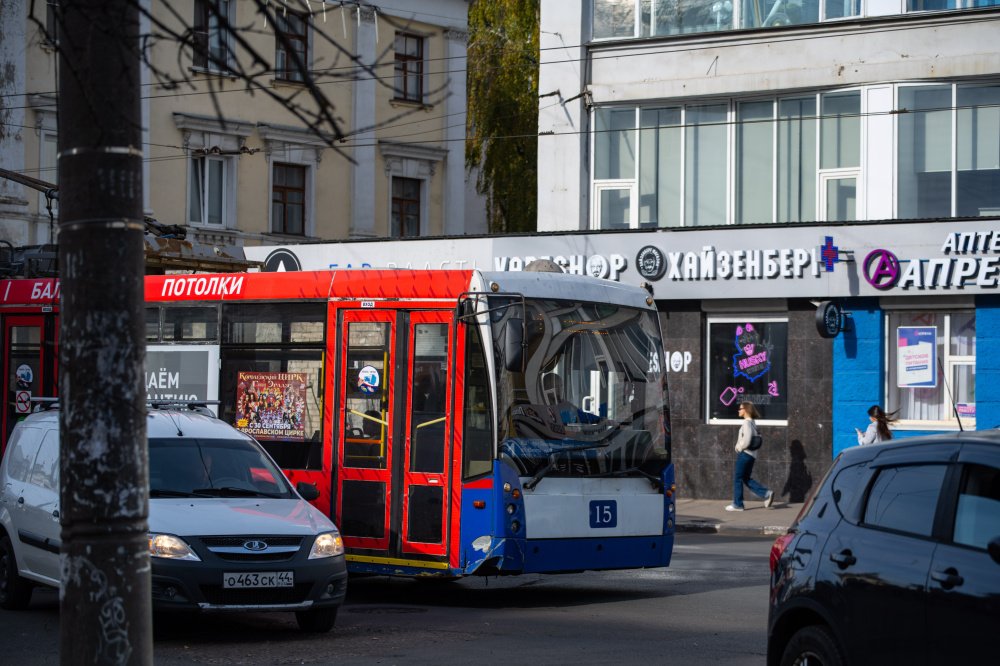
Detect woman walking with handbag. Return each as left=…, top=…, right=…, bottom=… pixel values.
left=726, top=401, right=775, bottom=512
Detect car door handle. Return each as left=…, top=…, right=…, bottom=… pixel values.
left=931, top=569, right=964, bottom=588
left=17, top=496, right=24, bottom=504
left=829, top=551, right=856, bottom=567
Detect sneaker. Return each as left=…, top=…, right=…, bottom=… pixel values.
left=764, top=490, right=775, bottom=508
left=725, top=504, right=744, bottom=512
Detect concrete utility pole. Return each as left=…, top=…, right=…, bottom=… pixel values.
left=57, top=0, right=152, bottom=663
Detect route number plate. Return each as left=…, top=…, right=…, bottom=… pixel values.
left=589, top=500, right=617, bottom=528
left=223, top=571, right=294, bottom=588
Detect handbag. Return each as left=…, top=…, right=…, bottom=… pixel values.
left=747, top=434, right=763, bottom=451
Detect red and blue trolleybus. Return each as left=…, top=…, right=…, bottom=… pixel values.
left=1, top=268, right=675, bottom=577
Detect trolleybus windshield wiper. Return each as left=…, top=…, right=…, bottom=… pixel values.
left=523, top=441, right=611, bottom=491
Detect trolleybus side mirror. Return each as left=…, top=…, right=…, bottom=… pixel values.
left=505, top=318, right=524, bottom=372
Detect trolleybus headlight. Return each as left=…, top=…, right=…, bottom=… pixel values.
left=149, top=534, right=201, bottom=561
left=503, top=483, right=511, bottom=492
left=309, top=531, right=345, bottom=559
left=507, top=504, right=516, bottom=515
left=511, top=521, right=520, bottom=533
left=667, top=519, right=673, bottom=530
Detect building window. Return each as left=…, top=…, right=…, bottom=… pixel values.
left=706, top=318, right=788, bottom=424
left=391, top=177, right=421, bottom=237
left=275, top=9, right=308, bottom=82
left=394, top=33, right=424, bottom=103
left=45, top=0, right=60, bottom=44
left=193, top=0, right=233, bottom=72
left=593, top=90, right=861, bottom=229
left=898, top=82, right=1000, bottom=220
left=271, top=163, right=306, bottom=235
left=908, top=0, right=1000, bottom=11
left=592, top=0, right=860, bottom=39
left=886, top=311, right=975, bottom=428
left=188, top=156, right=228, bottom=226
left=40, top=134, right=58, bottom=212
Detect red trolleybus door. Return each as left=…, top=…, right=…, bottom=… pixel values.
left=400, top=312, right=453, bottom=557
left=3, top=315, right=56, bottom=454
left=337, top=311, right=396, bottom=551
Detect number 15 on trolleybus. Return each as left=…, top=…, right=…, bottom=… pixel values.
left=1, top=268, right=675, bottom=577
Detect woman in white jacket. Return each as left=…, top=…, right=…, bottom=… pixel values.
left=725, top=402, right=774, bottom=512
left=856, top=405, right=898, bottom=445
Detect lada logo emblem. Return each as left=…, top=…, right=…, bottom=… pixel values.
left=243, top=540, right=268, bottom=551
left=863, top=249, right=900, bottom=290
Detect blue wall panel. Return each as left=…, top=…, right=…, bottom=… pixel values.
left=832, top=299, right=882, bottom=459
left=976, top=296, right=1000, bottom=431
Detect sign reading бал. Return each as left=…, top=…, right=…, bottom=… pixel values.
left=236, top=372, right=307, bottom=441
left=897, top=327, right=936, bottom=388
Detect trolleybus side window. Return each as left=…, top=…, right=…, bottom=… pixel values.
left=409, top=322, right=448, bottom=474
left=462, top=323, right=492, bottom=479
left=219, top=302, right=325, bottom=470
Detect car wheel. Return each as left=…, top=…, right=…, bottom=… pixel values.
left=0, top=535, right=34, bottom=610
left=780, top=625, right=844, bottom=666
left=295, top=607, right=337, bottom=633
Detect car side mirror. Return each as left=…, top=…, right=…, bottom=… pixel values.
left=297, top=481, right=320, bottom=502
left=988, top=536, right=1000, bottom=565
left=504, top=318, right=524, bottom=372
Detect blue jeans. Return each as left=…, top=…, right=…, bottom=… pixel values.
left=733, top=451, right=770, bottom=508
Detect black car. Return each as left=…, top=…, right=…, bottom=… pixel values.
left=767, top=431, right=1000, bottom=666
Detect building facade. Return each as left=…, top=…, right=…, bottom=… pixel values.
left=532, top=0, right=1000, bottom=497
left=0, top=0, right=485, bottom=251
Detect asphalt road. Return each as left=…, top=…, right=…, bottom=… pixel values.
left=0, top=533, right=775, bottom=665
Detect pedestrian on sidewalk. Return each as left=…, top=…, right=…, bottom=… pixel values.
left=726, top=402, right=774, bottom=512
left=856, top=405, right=897, bottom=445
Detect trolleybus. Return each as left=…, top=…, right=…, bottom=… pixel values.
left=1, top=268, right=675, bottom=576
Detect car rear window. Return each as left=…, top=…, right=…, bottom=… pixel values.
left=863, top=464, right=947, bottom=537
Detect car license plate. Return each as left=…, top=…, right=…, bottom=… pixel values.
left=222, top=571, right=294, bottom=588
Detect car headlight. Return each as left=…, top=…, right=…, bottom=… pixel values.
left=148, top=534, right=201, bottom=561
left=309, top=531, right=345, bottom=559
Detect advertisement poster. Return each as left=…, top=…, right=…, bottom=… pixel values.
left=145, top=345, right=220, bottom=413
left=235, top=372, right=307, bottom=441
left=897, top=327, right=937, bottom=388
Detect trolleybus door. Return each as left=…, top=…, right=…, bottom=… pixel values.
left=400, top=311, right=452, bottom=556
left=3, top=315, right=57, bottom=454
left=337, top=310, right=396, bottom=551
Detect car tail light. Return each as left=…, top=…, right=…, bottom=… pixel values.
left=770, top=532, right=795, bottom=573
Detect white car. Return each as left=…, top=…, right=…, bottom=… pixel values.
left=0, top=404, right=346, bottom=632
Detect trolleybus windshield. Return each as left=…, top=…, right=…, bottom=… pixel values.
left=489, top=296, right=669, bottom=484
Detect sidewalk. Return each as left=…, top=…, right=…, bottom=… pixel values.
left=674, top=498, right=803, bottom=536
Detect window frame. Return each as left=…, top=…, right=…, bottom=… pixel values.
left=271, top=162, right=308, bottom=236
left=390, top=176, right=423, bottom=238
left=883, top=310, right=976, bottom=430
left=187, top=154, right=230, bottom=227
left=393, top=32, right=425, bottom=104
left=705, top=315, right=790, bottom=426
left=590, top=0, right=865, bottom=41
left=274, top=7, right=310, bottom=83
left=193, top=0, right=235, bottom=74
left=591, top=88, right=866, bottom=229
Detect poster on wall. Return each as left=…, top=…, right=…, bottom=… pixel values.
left=897, top=327, right=937, bottom=388
left=145, top=345, right=220, bottom=414
left=235, top=372, right=307, bottom=441
left=707, top=321, right=788, bottom=422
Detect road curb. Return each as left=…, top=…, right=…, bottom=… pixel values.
left=676, top=522, right=789, bottom=537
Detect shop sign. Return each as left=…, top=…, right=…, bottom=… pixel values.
left=867, top=230, right=1000, bottom=291
left=957, top=403, right=975, bottom=418
left=235, top=372, right=308, bottom=441
left=897, top=327, right=936, bottom=388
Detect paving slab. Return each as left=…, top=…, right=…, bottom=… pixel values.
left=674, top=498, right=804, bottom=537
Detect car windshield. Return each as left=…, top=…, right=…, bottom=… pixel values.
left=148, top=437, right=295, bottom=498
left=490, top=296, right=669, bottom=481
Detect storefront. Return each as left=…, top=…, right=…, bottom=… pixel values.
left=244, top=219, right=996, bottom=499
